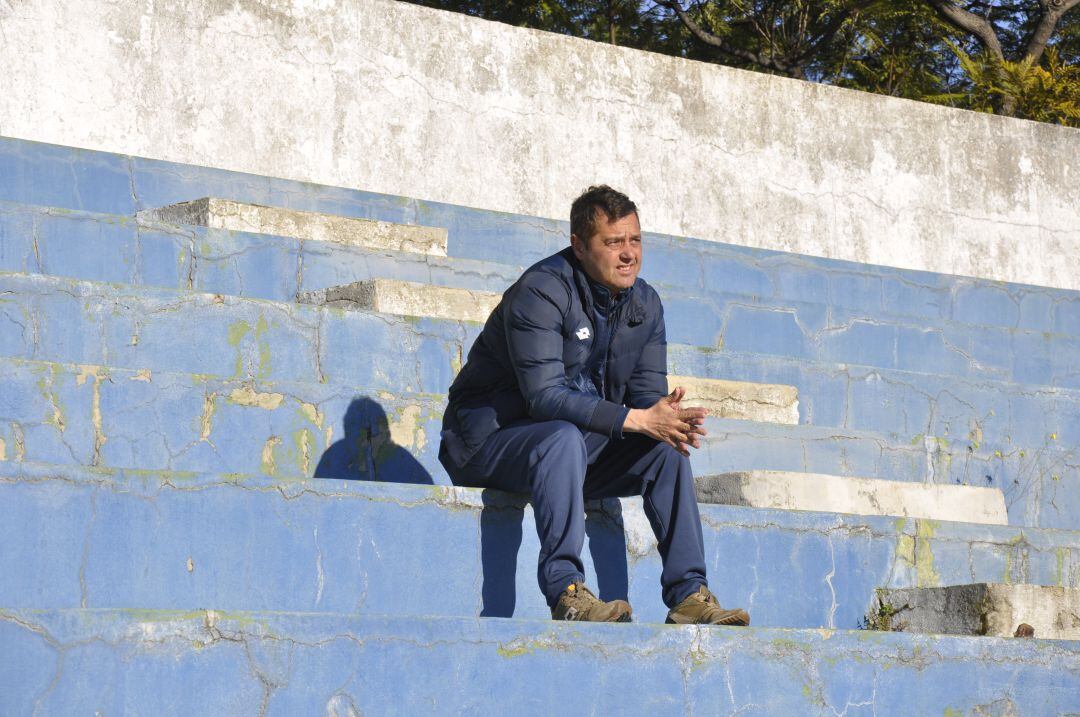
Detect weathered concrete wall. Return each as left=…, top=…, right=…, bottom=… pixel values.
left=0, top=0, right=1076, bottom=289
left=2, top=137, right=1078, bottom=529
left=4, top=608, right=1080, bottom=715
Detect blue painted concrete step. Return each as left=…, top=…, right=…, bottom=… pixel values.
left=2, top=355, right=1073, bottom=528
left=0, top=270, right=471, bottom=395
left=3, top=461, right=1079, bottom=629
left=4, top=196, right=1077, bottom=389
left=1, top=267, right=1074, bottom=527
left=3, top=134, right=1079, bottom=336
left=0, top=356, right=442, bottom=485
left=4, top=268, right=1078, bottom=453
left=4, top=199, right=1080, bottom=366
left=2, top=608, right=1078, bottom=715
left=0, top=200, right=524, bottom=300
left=670, top=344, right=1080, bottom=454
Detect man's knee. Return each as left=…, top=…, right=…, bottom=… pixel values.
left=535, top=420, right=587, bottom=452
left=649, top=442, right=694, bottom=485
left=530, top=420, right=587, bottom=488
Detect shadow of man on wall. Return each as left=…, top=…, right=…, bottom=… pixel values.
left=314, top=396, right=433, bottom=484
left=313, top=397, right=629, bottom=619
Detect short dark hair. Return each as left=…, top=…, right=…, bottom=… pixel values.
left=570, top=185, right=638, bottom=243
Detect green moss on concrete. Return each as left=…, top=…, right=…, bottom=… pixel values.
left=227, top=320, right=251, bottom=377
left=255, top=315, right=272, bottom=378
left=915, top=520, right=940, bottom=588
left=497, top=638, right=551, bottom=659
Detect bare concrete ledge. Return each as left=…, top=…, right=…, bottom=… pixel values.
left=669, top=374, right=798, bottom=424
left=300, top=279, right=501, bottom=323
left=138, top=198, right=448, bottom=256
left=875, top=584, right=1080, bottom=640
left=696, top=470, right=1008, bottom=525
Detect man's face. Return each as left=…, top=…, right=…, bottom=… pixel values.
left=570, top=211, right=642, bottom=294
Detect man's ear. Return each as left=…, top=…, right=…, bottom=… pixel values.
left=570, top=233, right=586, bottom=260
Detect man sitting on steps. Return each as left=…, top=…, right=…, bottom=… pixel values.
left=438, top=185, right=749, bottom=626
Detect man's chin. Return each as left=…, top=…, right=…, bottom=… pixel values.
left=600, top=272, right=637, bottom=293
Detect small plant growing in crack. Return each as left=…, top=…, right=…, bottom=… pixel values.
left=860, top=598, right=908, bottom=632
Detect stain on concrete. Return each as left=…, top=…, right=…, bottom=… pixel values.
left=261, top=435, right=282, bottom=475
left=76, top=365, right=108, bottom=466
left=229, top=385, right=284, bottom=410
left=200, top=391, right=218, bottom=442
left=915, top=520, right=941, bottom=588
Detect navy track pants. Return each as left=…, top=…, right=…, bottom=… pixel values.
left=440, top=419, right=708, bottom=609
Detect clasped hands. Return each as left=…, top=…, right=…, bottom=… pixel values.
left=623, top=386, right=708, bottom=457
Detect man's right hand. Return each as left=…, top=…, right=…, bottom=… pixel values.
left=623, top=387, right=708, bottom=456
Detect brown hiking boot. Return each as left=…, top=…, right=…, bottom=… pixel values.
left=666, top=585, right=750, bottom=626
left=551, top=580, right=632, bottom=622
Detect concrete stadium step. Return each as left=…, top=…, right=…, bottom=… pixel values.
left=4, top=259, right=1075, bottom=457
left=2, top=609, right=1077, bottom=716
left=0, top=270, right=470, bottom=393
left=300, top=278, right=501, bottom=324
left=3, top=461, right=1080, bottom=630
left=0, top=271, right=1074, bottom=528
left=0, top=355, right=796, bottom=485
left=3, top=350, right=1069, bottom=518
left=4, top=135, right=1079, bottom=343
left=0, top=356, right=444, bottom=483
left=670, top=374, right=798, bottom=424
left=696, top=471, right=1007, bottom=525
left=4, top=200, right=1071, bottom=457
left=2, top=246, right=1074, bottom=464
left=2, top=198, right=1078, bottom=388
left=138, top=197, right=448, bottom=256
left=694, top=418, right=1077, bottom=530
left=0, top=200, right=523, bottom=300
left=0, top=353, right=925, bottom=487
left=298, top=274, right=1080, bottom=389
left=669, top=342, right=1080, bottom=456
left=656, top=280, right=1080, bottom=388
left=874, top=583, right=1080, bottom=640
left=0, top=271, right=801, bottom=425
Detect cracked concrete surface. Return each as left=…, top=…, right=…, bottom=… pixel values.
left=669, top=374, right=799, bottom=424
left=2, top=608, right=1078, bottom=715
left=0, top=323, right=1075, bottom=526
left=0, top=81, right=1077, bottom=709
left=878, top=583, right=1080, bottom=639
left=302, top=278, right=501, bottom=324
left=0, top=0, right=1076, bottom=289
left=140, top=197, right=448, bottom=257
left=3, top=461, right=1080, bottom=630
left=696, top=470, right=1007, bottom=524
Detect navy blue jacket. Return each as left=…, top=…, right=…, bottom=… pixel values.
left=441, top=247, right=668, bottom=468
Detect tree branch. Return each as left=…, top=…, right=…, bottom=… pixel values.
left=795, top=1, right=877, bottom=64
left=923, top=0, right=1006, bottom=61
left=1024, top=0, right=1080, bottom=63
left=659, top=0, right=804, bottom=76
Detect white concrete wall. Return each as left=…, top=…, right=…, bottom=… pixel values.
left=1, top=0, right=1076, bottom=289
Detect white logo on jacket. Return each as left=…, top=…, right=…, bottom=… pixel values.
left=576, top=327, right=591, bottom=340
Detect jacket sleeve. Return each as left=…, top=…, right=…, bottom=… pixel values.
left=624, top=300, right=668, bottom=409
left=504, top=273, right=630, bottom=437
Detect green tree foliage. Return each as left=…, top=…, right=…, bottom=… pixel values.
left=405, top=0, right=1079, bottom=126
left=406, top=0, right=669, bottom=49
left=658, top=0, right=880, bottom=79
left=929, top=45, right=1080, bottom=124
